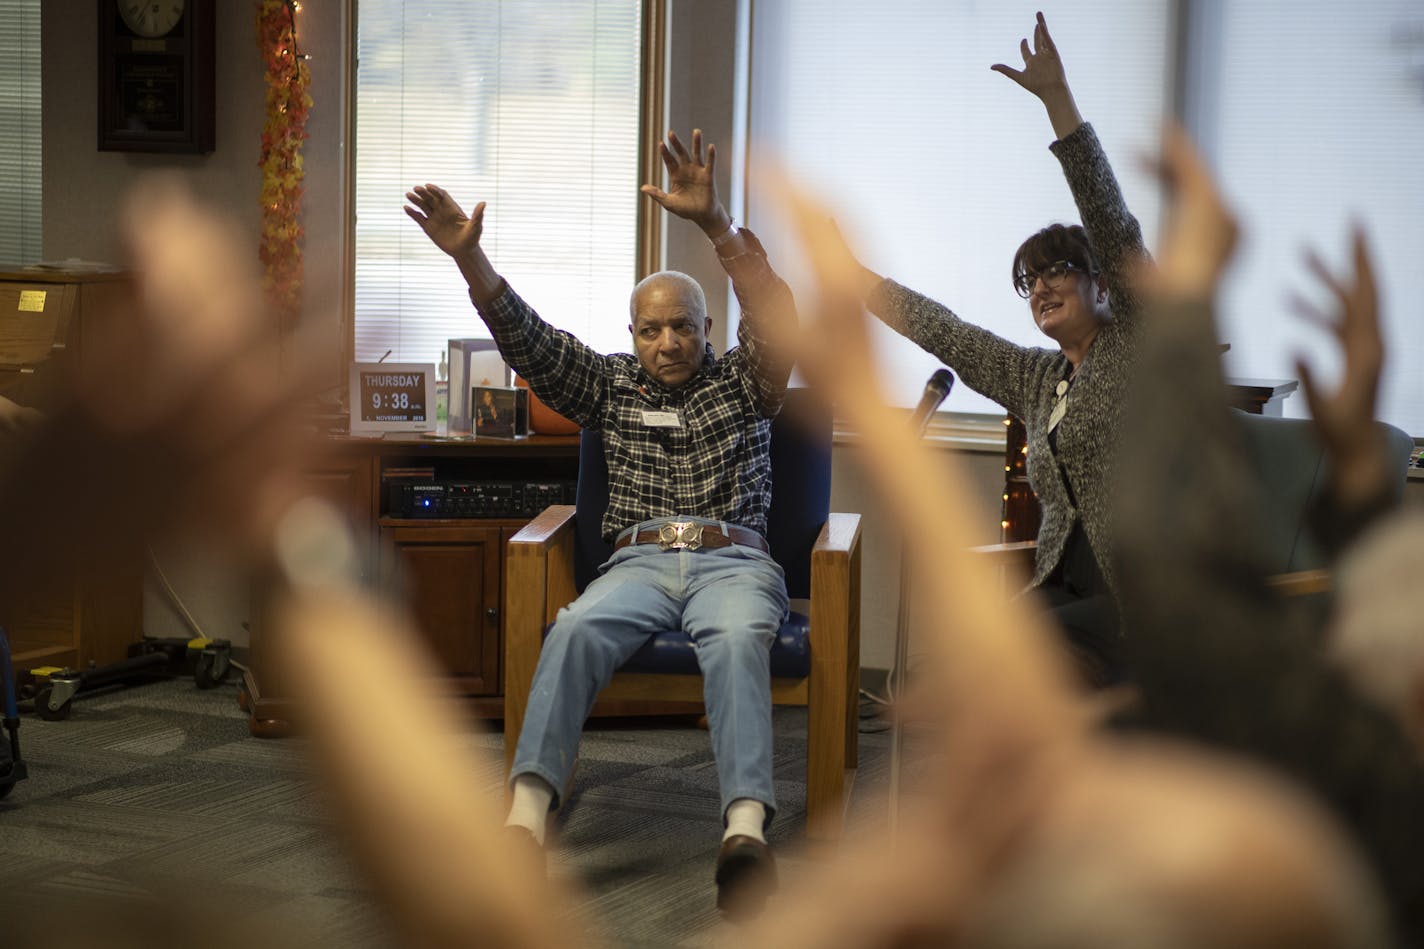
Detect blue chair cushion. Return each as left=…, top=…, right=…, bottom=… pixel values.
left=620, top=610, right=813, bottom=678
left=540, top=610, right=814, bottom=679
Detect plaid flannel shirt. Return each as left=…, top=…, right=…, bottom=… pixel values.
left=473, top=228, right=796, bottom=542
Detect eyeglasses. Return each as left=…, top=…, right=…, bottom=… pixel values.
left=1013, top=260, right=1092, bottom=299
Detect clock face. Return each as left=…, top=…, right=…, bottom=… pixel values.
left=359, top=368, right=429, bottom=423
left=349, top=362, right=436, bottom=434
left=118, top=0, right=187, bottom=38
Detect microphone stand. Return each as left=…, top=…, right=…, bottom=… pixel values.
left=889, top=370, right=952, bottom=836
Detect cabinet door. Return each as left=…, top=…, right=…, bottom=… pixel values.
left=304, top=455, right=377, bottom=576
left=247, top=454, right=376, bottom=703
left=379, top=523, right=503, bottom=694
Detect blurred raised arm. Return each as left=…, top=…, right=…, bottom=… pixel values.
left=1291, top=232, right=1394, bottom=521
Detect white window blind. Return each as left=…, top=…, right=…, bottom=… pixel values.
left=1201, top=0, right=1424, bottom=435
left=748, top=1, right=1170, bottom=413
left=0, top=0, right=41, bottom=264
left=354, top=0, right=643, bottom=366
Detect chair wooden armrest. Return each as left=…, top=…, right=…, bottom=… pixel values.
left=968, top=540, right=1037, bottom=598
left=807, top=512, right=862, bottom=838
left=504, top=504, right=578, bottom=773
left=967, top=540, right=1330, bottom=598
left=967, top=540, right=1038, bottom=568
left=508, top=503, right=577, bottom=547
left=1266, top=568, right=1332, bottom=597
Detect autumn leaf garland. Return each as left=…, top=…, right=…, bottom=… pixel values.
left=257, top=0, right=312, bottom=334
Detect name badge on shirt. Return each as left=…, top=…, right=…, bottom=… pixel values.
left=641, top=410, right=682, bottom=428
left=1047, top=393, right=1068, bottom=434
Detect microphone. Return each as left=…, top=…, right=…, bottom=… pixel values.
left=908, top=368, right=955, bottom=436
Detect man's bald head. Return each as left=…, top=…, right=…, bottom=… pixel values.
left=628, top=271, right=711, bottom=389
left=629, top=270, right=706, bottom=322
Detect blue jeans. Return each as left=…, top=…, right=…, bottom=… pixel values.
left=511, top=520, right=789, bottom=823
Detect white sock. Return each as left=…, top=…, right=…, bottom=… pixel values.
left=723, top=798, right=767, bottom=843
left=505, top=773, right=555, bottom=846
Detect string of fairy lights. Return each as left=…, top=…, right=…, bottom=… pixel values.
left=256, top=0, right=312, bottom=338
left=1001, top=414, right=1035, bottom=542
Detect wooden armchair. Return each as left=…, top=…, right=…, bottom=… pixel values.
left=503, top=389, right=863, bottom=839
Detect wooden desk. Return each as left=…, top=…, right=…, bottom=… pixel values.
left=0, top=269, right=142, bottom=679
left=241, top=433, right=580, bottom=736
left=1223, top=377, right=1299, bottom=417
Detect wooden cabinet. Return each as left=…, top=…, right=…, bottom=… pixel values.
left=242, top=435, right=578, bottom=734
left=0, top=269, right=142, bottom=678
left=245, top=451, right=376, bottom=709
left=305, top=452, right=378, bottom=567
left=379, top=522, right=504, bottom=694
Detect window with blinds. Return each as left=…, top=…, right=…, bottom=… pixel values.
left=0, top=0, right=41, bottom=265
left=353, top=0, right=644, bottom=367
left=748, top=1, right=1170, bottom=413
left=1201, top=0, right=1424, bottom=435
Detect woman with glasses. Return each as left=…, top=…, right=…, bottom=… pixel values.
left=848, top=13, right=1149, bottom=688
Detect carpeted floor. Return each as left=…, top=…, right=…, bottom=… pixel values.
left=0, top=672, right=895, bottom=948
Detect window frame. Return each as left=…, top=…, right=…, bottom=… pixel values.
left=337, top=0, right=667, bottom=388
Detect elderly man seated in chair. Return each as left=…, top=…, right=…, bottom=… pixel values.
left=405, top=128, right=795, bottom=913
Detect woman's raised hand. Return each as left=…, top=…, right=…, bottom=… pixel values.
left=991, top=12, right=1067, bottom=98
left=991, top=12, right=1084, bottom=140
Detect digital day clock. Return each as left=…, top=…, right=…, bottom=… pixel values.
left=348, top=362, right=436, bottom=434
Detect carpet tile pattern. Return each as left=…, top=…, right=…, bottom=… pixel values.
left=0, top=675, right=893, bottom=948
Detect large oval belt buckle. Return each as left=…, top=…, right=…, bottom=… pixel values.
left=658, top=520, right=702, bottom=551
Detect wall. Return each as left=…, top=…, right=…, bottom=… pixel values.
left=660, top=0, right=744, bottom=353
left=834, top=440, right=1010, bottom=671
left=44, top=0, right=348, bottom=381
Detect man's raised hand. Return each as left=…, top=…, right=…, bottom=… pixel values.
left=404, top=184, right=504, bottom=303
left=404, top=184, right=485, bottom=261
left=640, top=129, right=731, bottom=237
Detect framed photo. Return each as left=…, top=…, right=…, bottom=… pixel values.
left=472, top=385, right=529, bottom=438
left=448, top=338, right=508, bottom=434
left=349, top=362, right=436, bottom=434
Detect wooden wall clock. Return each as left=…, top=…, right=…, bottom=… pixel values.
left=98, top=0, right=216, bottom=153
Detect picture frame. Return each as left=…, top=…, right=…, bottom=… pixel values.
left=472, top=385, right=529, bottom=439
left=447, top=338, right=508, bottom=434
left=348, top=361, right=436, bottom=435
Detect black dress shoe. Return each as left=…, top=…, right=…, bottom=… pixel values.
left=715, top=834, right=777, bottom=916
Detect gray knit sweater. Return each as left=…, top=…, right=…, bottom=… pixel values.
left=866, top=122, right=1149, bottom=597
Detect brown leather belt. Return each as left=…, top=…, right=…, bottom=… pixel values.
left=613, top=520, right=769, bottom=554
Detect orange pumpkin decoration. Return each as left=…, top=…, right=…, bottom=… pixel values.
left=514, top=375, right=580, bottom=435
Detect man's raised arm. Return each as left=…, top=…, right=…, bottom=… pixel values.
left=404, top=184, right=503, bottom=306
left=404, top=185, right=608, bottom=428
left=641, top=129, right=797, bottom=410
